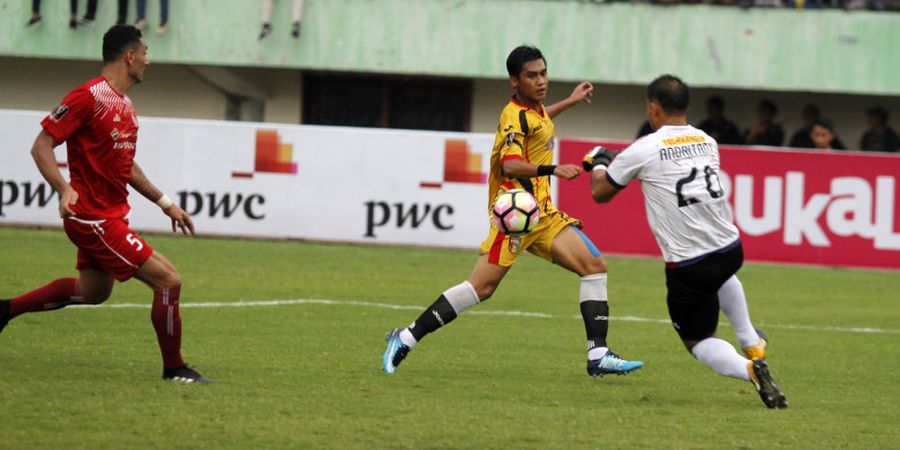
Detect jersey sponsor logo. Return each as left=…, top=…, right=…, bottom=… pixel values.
left=662, top=135, right=705, bottom=146
left=111, top=128, right=120, bottom=140
left=508, top=236, right=522, bottom=253
left=113, top=113, right=121, bottom=122
left=50, top=104, right=69, bottom=122
left=113, top=141, right=135, bottom=150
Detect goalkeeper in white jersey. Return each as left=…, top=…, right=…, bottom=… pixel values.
left=584, top=74, right=787, bottom=409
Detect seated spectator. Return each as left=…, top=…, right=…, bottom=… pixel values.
left=635, top=120, right=653, bottom=139
left=697, top=96, right=741, bottom=144
left=810, top=119, right=841, bottom=150
left=744, top=99, right=784, bottom=146
left=859, top=106, right=899, bottom=152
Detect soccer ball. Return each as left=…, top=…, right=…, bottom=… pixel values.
left=492, top=189, right=540, bottom=236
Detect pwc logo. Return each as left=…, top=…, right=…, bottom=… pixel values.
left=179, top=130, right=299, bottom=220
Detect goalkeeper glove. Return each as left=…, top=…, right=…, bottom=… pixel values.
left=582, top=145, right=614, bottom=171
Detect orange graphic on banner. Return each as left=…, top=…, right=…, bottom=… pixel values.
left=232, top=130, right=298, bottom=178
left=420, top=139, right=486, bottom=188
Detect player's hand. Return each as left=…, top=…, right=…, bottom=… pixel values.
left=553, top=164, right=583, bottom=180
left=163, top=204, right=195, bottom=236
left=582, top=145, right=614, bottom=171
left=569, top=81, right=594, bottom=105
left=58, top=187, right=78, bottom=218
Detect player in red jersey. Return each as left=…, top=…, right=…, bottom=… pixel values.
left=0, top=25, right=210, bottom=384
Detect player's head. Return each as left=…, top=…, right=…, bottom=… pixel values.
left=810, top=118, right=835, bottom=149
left=103, top=25, right=148, bottom=84
left=506, top=46, right=548, bottom=103
left=645, top=74, right=689, bottom=130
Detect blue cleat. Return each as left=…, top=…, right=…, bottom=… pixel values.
left=587, top=351, right=644, bottom=377
left=382, top=328, right=411, bottom=374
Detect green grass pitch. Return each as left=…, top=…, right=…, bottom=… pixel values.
left=1, top=227, right=898, bottom=449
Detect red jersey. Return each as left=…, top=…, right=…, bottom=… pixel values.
left=41, top=76, right=139, bottom=220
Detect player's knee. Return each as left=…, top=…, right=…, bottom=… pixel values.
left=82, top=288, right=112, bottom=305
left=583, top=257, right=607, bottom=276
left=157, top=270, right=182, bottom=290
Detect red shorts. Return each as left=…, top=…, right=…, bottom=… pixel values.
left=63, top=217, right=154, bottom=281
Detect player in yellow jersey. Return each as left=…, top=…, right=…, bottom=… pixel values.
left=383, top=46, right=643, bottom=377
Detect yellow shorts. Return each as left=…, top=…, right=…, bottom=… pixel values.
left=479, top=209, right=581, bottom=267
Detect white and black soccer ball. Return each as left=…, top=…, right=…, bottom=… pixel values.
left=492, top=189, right=540, bottom=236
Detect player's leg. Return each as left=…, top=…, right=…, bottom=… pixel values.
left=718, top=275, right=767, bottom=359
left=545, top=224, right=643, bottom=376
left=383, top=254, right=507, bottom=374
left=668, top=255, right=786, bottom=408
left=133, top=250, right=210, bottom=383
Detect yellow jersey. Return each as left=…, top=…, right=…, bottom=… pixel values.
left=488, top=96, right=559, bottom=217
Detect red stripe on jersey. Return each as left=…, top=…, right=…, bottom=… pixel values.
left=488, top=231, right=506, bottom=265
left=501, top=154, right=522, bottom=163
left=502, top=181, right=516, bottom=191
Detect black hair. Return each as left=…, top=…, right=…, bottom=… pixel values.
left=811, top=118, right=834, bottom=132
left=802, top=103, right=820, bottom=117
left=867, top=106, right=889, bottom=123
left=506, top=46, right=545, bottom=78
left=646, top=74, right=689, bottom=113
left=102, top=25, right=143, bottom=63
left=707, top=96, right=724, bottom=110
left=759, top=100, right=778, bottom=115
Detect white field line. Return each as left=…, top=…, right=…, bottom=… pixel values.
left=73, top=298, right=900, bottom=335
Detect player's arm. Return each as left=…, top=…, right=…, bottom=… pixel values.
left=501, top=157, right=582, bottom=180
left=582, top=145, right=620, bottom=203
left=546, top=81, right=593, bottom=119
left=31, top=130, right=78, bottom=218
left=129, top=162, right=195, bottom=235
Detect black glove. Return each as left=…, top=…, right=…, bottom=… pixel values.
left=582, top=145, right=614, bottom=171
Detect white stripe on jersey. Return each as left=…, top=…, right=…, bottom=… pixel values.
left=606, top=124, right=739, bottom=263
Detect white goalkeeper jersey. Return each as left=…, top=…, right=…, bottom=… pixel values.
left=605, top=124, right=739, bottom=264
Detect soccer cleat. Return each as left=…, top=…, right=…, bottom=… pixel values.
left=0, top=300, right=10, bottom=334
left=743, top=328, right=769, bottom=360
left=587, top=351, right=644, bottom=377
left=749, top=359, right=787, bottom=409
left=162, top=365, right=213, bottom=384
left=382, top=328, right=410, bottom=374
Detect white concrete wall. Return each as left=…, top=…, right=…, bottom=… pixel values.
left=2, top=57, right=898, bottom=150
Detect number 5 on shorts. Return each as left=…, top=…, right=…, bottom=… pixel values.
left=126, top=233, right=144, bottom=251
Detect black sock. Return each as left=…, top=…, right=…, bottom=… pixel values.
left=409, top=295, right=457, bottom=342
left=580, top=300, right=609, bottom=350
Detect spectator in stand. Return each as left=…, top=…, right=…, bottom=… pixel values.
left=118, top=1, right=169, bottom=34
left=77, top=0, right=99, bottom=27
left=697, top=96, right=741, bottom=145
left=33, top=0, right=85, bottom=29
left=635, top=120, right=653, bottom=139
left=810, top=119, right=841, bottom=150
left=788, top=104, right=846, bottom=149
left=859, top=106, right=899, bottom=152
left=743, top=100, right=784, bottom=146
left=259, top=0, right=305, bottom=40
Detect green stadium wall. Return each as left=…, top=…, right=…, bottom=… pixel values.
left=0, top=0, right=897, bottom=96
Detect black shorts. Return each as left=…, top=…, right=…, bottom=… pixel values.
left=665, top=241, right=744, bottom=341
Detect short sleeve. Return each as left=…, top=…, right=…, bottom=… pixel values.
left=499, top=109, right=528, bottom=163
left=41, top=87, right=94, bottom=144
left=605, top=143, right=645, bottom=188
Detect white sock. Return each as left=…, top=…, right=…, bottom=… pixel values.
left=399, top=327, right=417, bottom=348
left=443, top=281, right=480, bottom=314
left=691, top=338, right=751, bottom=381
left=718, top=275, right=760, bottom=348
left=588, top=347, right=609, bottom=360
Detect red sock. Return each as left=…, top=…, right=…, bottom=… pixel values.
left=151, top=284, right=185, bottom=369
left=10, top=278, right=81, bottom=319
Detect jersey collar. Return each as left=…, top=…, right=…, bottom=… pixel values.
left=510, top=95, right=545, bottom=117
